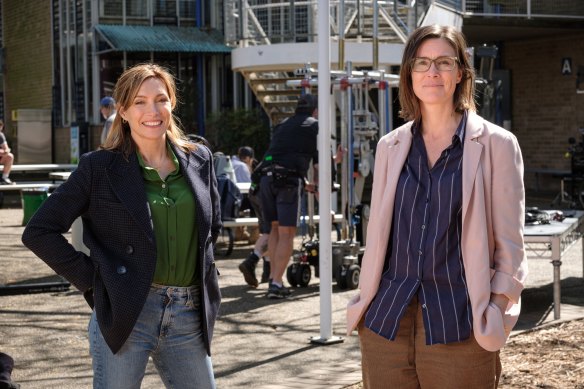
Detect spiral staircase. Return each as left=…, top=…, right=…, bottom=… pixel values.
left=226, top=1, right=437, bottom=124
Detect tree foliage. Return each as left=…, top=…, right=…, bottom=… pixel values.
left=205, top=108, right=271, bottom=159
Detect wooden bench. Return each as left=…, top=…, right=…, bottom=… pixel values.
left=0, top=182, right=60, bottom=208
left=0, top=182, right=60, bottom=191
left=0, top=165, right=76, bottom=201
left=1, top=163, right=77, bottom=172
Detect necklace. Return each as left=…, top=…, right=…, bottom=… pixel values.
left=142, top=153, right=168, bottom=171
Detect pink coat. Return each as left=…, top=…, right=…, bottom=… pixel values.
left=347, top=111, right=528, bottom=352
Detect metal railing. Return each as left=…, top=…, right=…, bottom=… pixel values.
left=224, top=0, right=431, bottom=47
left=100, top=0, right=196, bottom=20
left=224, top=0, right=584, bottom=49
left=440, top=0, right=584, bottom=19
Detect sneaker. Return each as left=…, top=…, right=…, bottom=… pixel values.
left=0, top=177, right=14, bottom=185
left=267, top=281, right=291, bottom=299
left=260, top=259, right=271, bottom=283
left=238, top=252, right=259, bottom=288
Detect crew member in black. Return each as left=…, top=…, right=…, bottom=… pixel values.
left=258, top=94, right=319, bottom=299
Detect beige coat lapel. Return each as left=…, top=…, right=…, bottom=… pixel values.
left=462, top=112, right=484, bottom=224
left=361, top=124, right=413, bottom=302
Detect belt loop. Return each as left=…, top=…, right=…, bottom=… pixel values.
left=187, top=287, right=193, bottom=306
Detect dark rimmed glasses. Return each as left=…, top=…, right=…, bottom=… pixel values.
left=411, top=56, right=458, bottom=72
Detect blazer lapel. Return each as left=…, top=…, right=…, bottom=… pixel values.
left=462, top=112, right=484, bottom=223
left=172, top=144, right=211, bottom=236
left=371, top=126, right=412, bottom=267
left=106, top=152, right=155, bottom=243
left=385, top=128, right=412, bottom=198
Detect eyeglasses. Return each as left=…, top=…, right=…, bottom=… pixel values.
left=411, top=56, right=458, bottom=72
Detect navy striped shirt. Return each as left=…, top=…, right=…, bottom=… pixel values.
left=364, top=111, right=473, bottom=345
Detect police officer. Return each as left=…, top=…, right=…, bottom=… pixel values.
left=257, top=94, right=319, bottom=299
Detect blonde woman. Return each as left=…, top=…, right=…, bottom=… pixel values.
left=23, top=63, right=221, bottom=388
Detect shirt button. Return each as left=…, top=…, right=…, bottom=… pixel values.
left=418, top=250, right=423, bottom=256
left=421, top=225, right=426, bottom=230
left=117, top=265, right=127, bottom=275
left=426, top=198, right=430, bottom=203
left=422, top=303, right=427, bottom=309
left=162, top=184, right=166, bottom=188
left=125, top=245, right=134, bottom=255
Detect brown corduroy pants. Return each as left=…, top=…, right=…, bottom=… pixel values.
left=358, top=297, right=501, bottom=389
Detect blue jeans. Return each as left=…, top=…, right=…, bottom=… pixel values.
left=88, top=284, right=216, bottom=389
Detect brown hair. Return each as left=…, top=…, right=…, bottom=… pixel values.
left=101, top=63, right=196, bottom=155
left=398, top=25, right=476, bottom=121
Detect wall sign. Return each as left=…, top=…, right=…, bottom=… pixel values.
left=562, top=58, right=572, bottom=75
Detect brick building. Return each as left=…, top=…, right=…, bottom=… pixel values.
left=1, top=2, right=53, bottom=161
left=504, top=33, right=584, bottom=190
left=0, top=0, right=231, bottom=163
left=460, top=3, right=584, bottom=192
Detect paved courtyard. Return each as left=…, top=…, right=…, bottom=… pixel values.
left=1, top=194, right=583, bottom=388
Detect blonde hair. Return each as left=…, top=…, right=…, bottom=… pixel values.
left=398, top=25, right=476, bottom=122
left=101, top=63, right=196, bottom=156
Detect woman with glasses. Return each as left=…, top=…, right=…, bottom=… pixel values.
left=347, top=25, right=527, bottom=388
left=22, top=64, right=221, bottom=388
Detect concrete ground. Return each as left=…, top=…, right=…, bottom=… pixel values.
left=0, top=190, right=583, bottom=388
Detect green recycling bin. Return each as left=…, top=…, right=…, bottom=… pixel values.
left=21, top=188, right=49, bottom=225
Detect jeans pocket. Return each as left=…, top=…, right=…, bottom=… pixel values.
left=187, top=287, right=201, bottom=310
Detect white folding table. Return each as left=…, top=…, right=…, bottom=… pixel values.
left=523, top=211, right=584, bottom=319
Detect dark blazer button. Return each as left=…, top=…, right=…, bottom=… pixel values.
left=117, top=265, right=127, bottom=275
left=125, top=245, right=134, bottom=254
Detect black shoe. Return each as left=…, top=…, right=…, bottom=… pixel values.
left=238, top=252, right=259, bottom=288
left=0, top=380, right=20, bottom=389
left=0, top=352, right=18, bottom=389
left=0, top=177, right=14, bottom=185
left=261, top=259, right=271, bottom=283
left=267, top=281, right=291, bottom=299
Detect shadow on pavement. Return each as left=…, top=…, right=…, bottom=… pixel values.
left=215, top=344, right=317, bottom=378
left=514, top=277, right=584, bottom=331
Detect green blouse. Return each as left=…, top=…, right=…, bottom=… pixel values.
left=137, top=145, right=198, bottom=286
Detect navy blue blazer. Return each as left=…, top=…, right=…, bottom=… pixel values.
left=22, top=143, right=222, bottom=355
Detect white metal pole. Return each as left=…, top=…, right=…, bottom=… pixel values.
left=311, top=0, right=342, bottom=345
left=90, top=0, right=100, bottom=125
left=66, top=0, right=73, bottom=123
left=82, top=0, right=88, bottom=123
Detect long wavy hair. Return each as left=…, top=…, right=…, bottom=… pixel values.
left=398, top=25, right=476, bottom=121
left=101, top=63, right=196, bottom=156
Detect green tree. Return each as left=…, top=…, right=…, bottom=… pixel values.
left=205, top=108, right=270, bottom=159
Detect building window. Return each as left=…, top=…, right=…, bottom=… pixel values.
left=127, top=0, right=148, bottom=18
left=100, top=0, right=148, bottom=19
left=179, top=0, right=196, bottom=19
left=102, top=0, right=123, bottom=17
left=155, top=0, right=177, bottom=17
